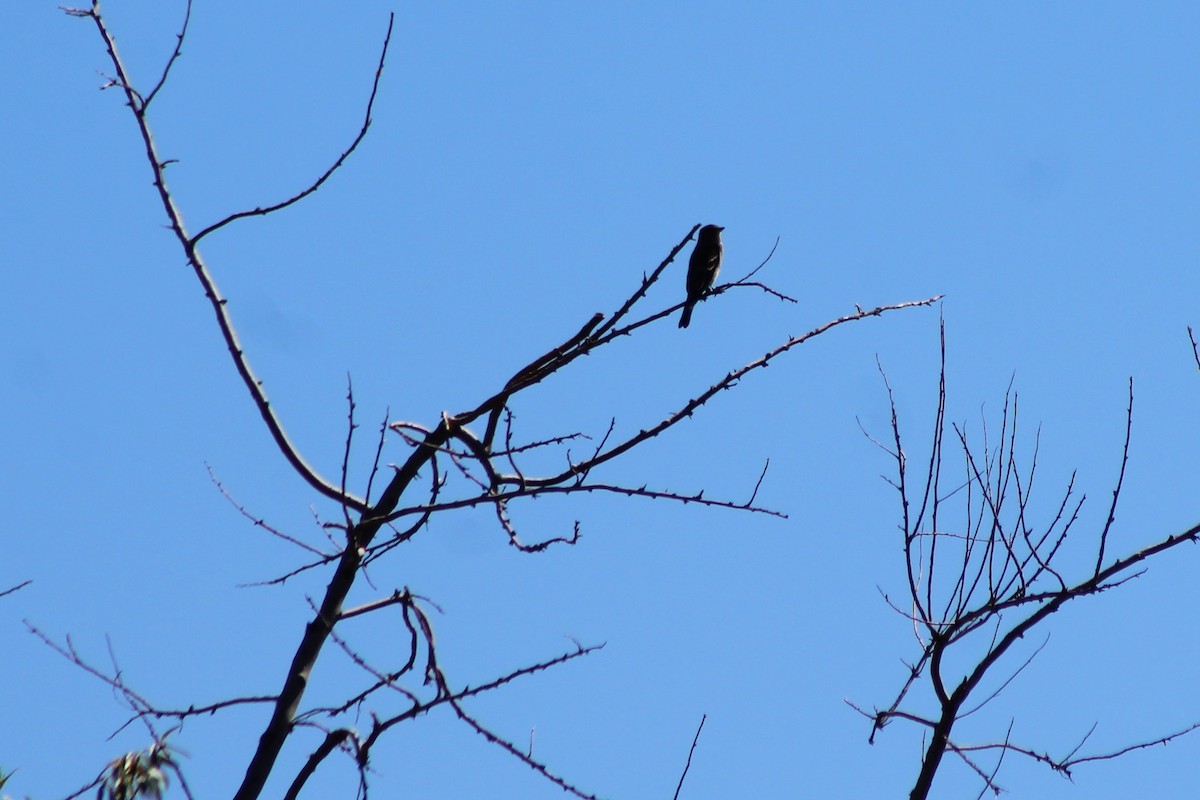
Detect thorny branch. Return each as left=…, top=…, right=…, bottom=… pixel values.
left=27, top=625, right=199, bottom=800
left=26, top=621, right=278, bottom=729
left=63, top=3, right=943, bottom=799
left=66, top=0, right=387, bottom=513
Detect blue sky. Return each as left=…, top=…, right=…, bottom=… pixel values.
left=4, top=3, right=1200, bottom=798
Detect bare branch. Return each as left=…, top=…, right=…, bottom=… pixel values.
left=142, top=0, right=191, bottom=109
left=446, top=695, right=601, bottom=800
left=283, top=728, right=357, bottom=800
left=974, top=720, right=1013, bottom=800
left=672, top=714, right=707, bottom=800
left=1094, top=378, right=1133, bottom=576
left=950, top=719, right=1200, bottom=780
left=482, top=312, right=606, bottom=449
left=237, top=552, right=341, bottom=588
left=340, top=375, right=360, bottom=528
left=494, top=499, right=581, bottom=552
left=68, top=3, right=388, bottom=513
left=590, top=226, right=699, bottom=341
left=207, top=464, right=331, bottom=557
left=958, top=634, right=1049, bottom=719
left=26, top=624, right=155, bottom=722
left=68, top=8, right=946, bottom=799
left=861, top=326, right=1200, bottom=799
left=364, top=408, right=391, bottom=506
left=135, top=695, right=279, bottom=721
left=1064, top=721, right=1200, bottom=768
left=191, top=15, right=396, bottom=244
left=714, top=237, right=795, bottom=304
left=731, top=236, right=781, bottom=284
left=747, top=459, right=770, bottom=507
left=0, top=580, right=31, bottom=600
left=518, top=297, right=943, bottom=490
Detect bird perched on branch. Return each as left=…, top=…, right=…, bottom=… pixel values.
left=679, top=224, right=724, bottom=328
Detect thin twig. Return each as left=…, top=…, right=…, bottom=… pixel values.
left=1094, top=379, right=1133, bottom=576
left=0, top=580, right=31, bottom=600
left=142, top=0, right=191, bottom=108
left=672, top=714, right=707, bottom=800
left=191, top=15, right=395, bottom=243
left=207, top=464, right=330, bottom=557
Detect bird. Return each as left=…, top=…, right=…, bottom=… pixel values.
left=679, top=224, right=724, bottom=328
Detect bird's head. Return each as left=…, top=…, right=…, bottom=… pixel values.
left=699, top=224, right=725, bottom=238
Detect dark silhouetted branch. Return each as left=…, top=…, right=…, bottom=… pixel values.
left=672, top=714, right=707, bottom=800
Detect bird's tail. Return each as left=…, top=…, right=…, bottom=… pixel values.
left=678, top=304, right=693, bottom=328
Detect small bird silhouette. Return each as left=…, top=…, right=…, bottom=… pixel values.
left=679, top=224, right=725, bottom=328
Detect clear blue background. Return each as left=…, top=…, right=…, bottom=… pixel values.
left=3, top=3, right=1199, bottom=798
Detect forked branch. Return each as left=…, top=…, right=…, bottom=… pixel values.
left=66, top=4, right=945, bottom=799
left=67, top=1, right=392, bottom=513
left=859, top=326, right=1200, bottom=800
